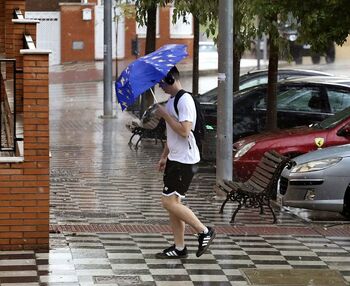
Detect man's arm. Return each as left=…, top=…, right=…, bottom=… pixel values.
left=156, top=105, right=192, bottom=137
left=158, top=143, right=169, bottom=171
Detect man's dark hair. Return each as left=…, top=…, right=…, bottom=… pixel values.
left=164, top=66, right=180, bottom=85
left=168, top=66, right=180, bottom=80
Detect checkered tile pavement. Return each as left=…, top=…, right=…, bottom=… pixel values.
left=1, top=81, right=350, bottom=285
left=2, top=233, right=350, bottom=285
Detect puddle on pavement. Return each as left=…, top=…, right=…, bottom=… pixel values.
left=242, top=269, right=348, bottom=285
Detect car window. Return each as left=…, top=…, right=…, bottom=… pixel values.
left=327, top=89, right=350, bottom=113
left=256, top=87, right=322, bottom=112
left=240, top=76, right=268, bottom=90
left=198, top=87, right=218, bottom=103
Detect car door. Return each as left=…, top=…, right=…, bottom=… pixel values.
left=233, top=88, right=266, bottom=140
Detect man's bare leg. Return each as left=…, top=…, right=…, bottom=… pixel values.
left=162, top=195, right=206, bottom=234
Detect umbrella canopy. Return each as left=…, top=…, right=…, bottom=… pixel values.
left=115, top=44, right=188, bottom=111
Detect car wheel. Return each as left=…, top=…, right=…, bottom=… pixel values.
left=311, top=55, right=321, bottom=64
left=294, top=56, right=302, bottom=65
left=325, top=43, right=336, bottom=63
left=341, top=184, right=350, bottom=218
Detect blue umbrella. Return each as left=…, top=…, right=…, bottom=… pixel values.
left=115, top=44, right=188, bottom=111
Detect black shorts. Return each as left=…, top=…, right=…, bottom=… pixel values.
left=163, top=159, right=198, bottom=198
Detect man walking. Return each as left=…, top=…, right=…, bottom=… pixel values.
left=155, top=66, right=215, bottom=258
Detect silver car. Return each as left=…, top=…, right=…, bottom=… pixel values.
left=279, top=144, right=350, bottom=215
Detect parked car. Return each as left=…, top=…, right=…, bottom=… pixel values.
left=279, top=144, right=350, bottom=215
left=233, top=106, right=350, bottom=181
left=201, top=76, right=350, bottom=140
left=198, top=68, right=332, bottom=103
left=289, top=41, right=336, bottom=65
left=279, top=17, right=336, bottom=64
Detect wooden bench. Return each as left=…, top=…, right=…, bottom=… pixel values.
left=127, top=118, right=166, bottom=150
left=218, top=150, right=294, bottom=223
left=126, top=102, right=166, bottom=150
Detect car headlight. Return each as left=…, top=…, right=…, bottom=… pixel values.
left=288, top=34, right=297, bottom=41
left=291, top=157, right=342, bottom=173
left=234, top=142, right=255, bottom=158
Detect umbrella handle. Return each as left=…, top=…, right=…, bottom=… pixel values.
left=149, top=88, right=158, bottom=103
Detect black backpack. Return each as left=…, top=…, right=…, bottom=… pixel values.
left=174, top=89, right=206, bottom=151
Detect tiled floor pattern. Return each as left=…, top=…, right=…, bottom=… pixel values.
left=2, top=233, right=350, bottom=285
left=2, top=81, right=350, bottom=285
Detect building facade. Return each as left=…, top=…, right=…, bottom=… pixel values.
left=24, top=0, right=194, bottom=64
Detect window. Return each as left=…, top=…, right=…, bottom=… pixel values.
left=256, top=87, right=322, bottom=112
left=240, top=76, right=268, bottom=90
left=169, top=8, right=193, bottom=38
left=327, top=89, right=350, bottom=113
left=136, top=7, right=160, bottom=38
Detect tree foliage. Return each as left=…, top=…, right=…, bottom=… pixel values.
left=290, top=0, right=350, bottom=52
left=171, top=0, right=218, bottom=38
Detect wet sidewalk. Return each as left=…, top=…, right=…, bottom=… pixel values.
left=1, top=68, right=350, bottom=285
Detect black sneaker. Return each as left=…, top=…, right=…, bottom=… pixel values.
left=196, top=227, right=216, bottom=257
left=155, top=245, right=188, bottom=259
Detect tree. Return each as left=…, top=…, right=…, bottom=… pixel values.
left=171, top=0, right=218, bottom=96
left=134, top=0, right=168, bottom=115
left=113, top=1, right=135, bottom=79
left=232, top=0, right=256, bottom=92
left=250, top=0, right=291, bottom=131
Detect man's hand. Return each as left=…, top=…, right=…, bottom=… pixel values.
left=158, top=157, right=167, bottom=172
left=154, top=104, right=168, bottom=118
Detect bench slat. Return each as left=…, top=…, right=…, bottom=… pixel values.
left=250, top=172, right=271, bottom=187
left=264, top=150, right=286, bottom=162
left=247, top=179, right=265, bottom=192
left=260, top=157, right=279, bottom=168
left=257, top=160, right=276, bottom=173
left=254, top=166, right=274, bottom=180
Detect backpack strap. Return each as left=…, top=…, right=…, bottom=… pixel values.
left=174, top=89, right=188, bottom=116
left=174, top=89, right=197, bottom=134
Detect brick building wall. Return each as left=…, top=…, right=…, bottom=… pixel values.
left=0, top=0, right=5, bottom=54
left=0, top=0, right=50, bottom=250
left=26, top=0, right=80, bottom=11
left=4, top=1, right=26, bottom=59
left=124, top=5, right=194, bottom=60
left=0, top=52, right=50, bottom=250
left=60, top=3, right=95, bottom=63
left=12, top=20, right=37, bottom=113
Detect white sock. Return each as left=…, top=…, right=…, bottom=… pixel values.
left=202, top=227, right=209, bottom=234
left=175, top=245, right=184, bottom=251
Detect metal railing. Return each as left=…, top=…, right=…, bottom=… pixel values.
left=0, top=59, right=19, bottom=153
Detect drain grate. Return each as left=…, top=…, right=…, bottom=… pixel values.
left=93, top=275, right=142, bottom=285
left=51, top=168, right=79, bottom=182
left=242, top=269, right=348, bottom=286
left=53, top=211, right=127, bottom=219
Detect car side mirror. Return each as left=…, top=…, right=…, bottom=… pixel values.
left=337, top=126, right=350, bottom=137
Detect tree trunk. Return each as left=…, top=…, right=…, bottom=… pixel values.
left=266, top=29, right=279, bottom=131
left=233, top=33, right=241, bottom=93
left=141, top=4, right=157, bottom=117
left=192, top=15, right=199, bottom=97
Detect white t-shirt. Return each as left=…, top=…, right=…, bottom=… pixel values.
left=165, top=92, right=200, bottom=164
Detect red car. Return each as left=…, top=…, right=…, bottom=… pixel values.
left=233, top=107, right=350, bottom=181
